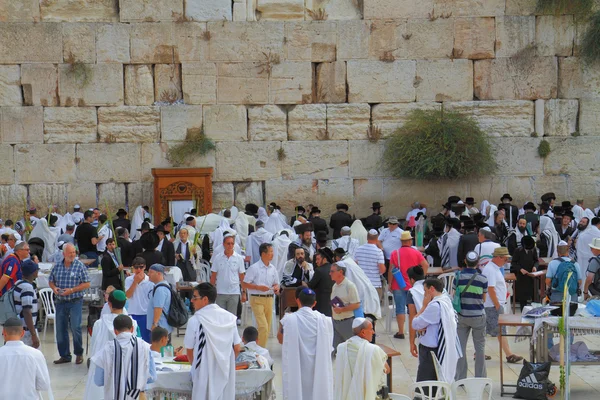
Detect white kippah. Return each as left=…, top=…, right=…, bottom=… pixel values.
left=558, top=240, right=568, bottom=246
left=352, top=317, right=367, bottom=329
left=368, top=229, right=378, bottom=235
left=341, top=226, right=351, bottom=234
left=481, top=226, right=491, bottom=232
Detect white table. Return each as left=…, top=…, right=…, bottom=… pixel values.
left=36, top=269, right=103, bottom=289
left=165, top=267, right=183, bottom=287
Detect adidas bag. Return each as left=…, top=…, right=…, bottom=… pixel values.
left=153, top=283, right=189, bottom=328
left=514, top=360, right=552, bottom=400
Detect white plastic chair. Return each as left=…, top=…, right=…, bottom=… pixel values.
left=409, top=381, right=452, bottom=400
left=438, top=272, right=456, bottom=297
left=388, top=394, right=411, bottom=400
left=431, top=351, right=446, bottom=382
left=38, top=288, right=57, bottom=343
left=451, top=378, right=493, bottom=400
left=385, top=290, right=395, bottom=333
left=241, top=299, right=253, bottom=327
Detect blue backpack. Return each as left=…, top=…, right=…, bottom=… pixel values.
left=551, top=259, right=578, bottom=296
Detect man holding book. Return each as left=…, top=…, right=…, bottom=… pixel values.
left=329, top=263, right=361, bottom=349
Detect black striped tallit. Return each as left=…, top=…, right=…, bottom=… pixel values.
left=112, top=336, right=142, bottom=400
left=195, top=323, right=206, bottom=370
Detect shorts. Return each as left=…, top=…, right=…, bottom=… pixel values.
left=485, top=306, right=507, bottom=336
left=393, top=289, right=407, bottom=315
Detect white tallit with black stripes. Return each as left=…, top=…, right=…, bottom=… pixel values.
left=431, top=294, right=461, bottom=383
left=90, top=332, right=150, bottom=400
left=438, top=227, right=461, bottom=269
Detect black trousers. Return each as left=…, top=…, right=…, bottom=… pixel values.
left=365, top=313, right=378, bottom=344
left=417, top=344, right=439, bottom=396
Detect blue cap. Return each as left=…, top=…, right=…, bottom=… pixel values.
left=149, top=263, right=165, bottom=273
left=22, top=259, right=39, bottom=276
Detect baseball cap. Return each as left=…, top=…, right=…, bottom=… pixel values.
left=149, top=264, right=165, bottom=273
left=21, top=259, right=39, bottom=276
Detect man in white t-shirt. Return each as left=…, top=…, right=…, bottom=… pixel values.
left=124, top=256, right=155, bottom=342
left=210, top=234, right=246, bottom=316
left=482, top=247, right=522, bottom=364
left=378, top=217, right=403, bottom=262
left=474, top=228, right=501, bottom=268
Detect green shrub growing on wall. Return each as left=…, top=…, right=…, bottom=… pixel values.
left=538, top=140, right=551, bottom=158
left=167, top=127, right=215, bottom=166
left=582, top=11, right=600, bottom=63
left=535, top=0, right=593, bottom=18
left=383, top=108, right=496, bottom=180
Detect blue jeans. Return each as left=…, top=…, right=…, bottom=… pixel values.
left=393, top=289, right=408, bottom=315
left=83, top=251, right=99, bottom=268
left=131, top=314, right=150, bottom=343
left=56, top=298, right=84, bottom=359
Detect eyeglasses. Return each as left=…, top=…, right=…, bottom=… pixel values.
left=191, top=296, right=203, bottom=301
left=133, top=265, right=145, bottom=269
left=20, top=248, right=30, bottom=252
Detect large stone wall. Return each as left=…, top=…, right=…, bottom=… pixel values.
left=1, top=0, right=600, bottom=220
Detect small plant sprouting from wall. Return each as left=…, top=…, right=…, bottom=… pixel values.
left=258, top=50, right=281, bottom=76
left=581, top=11, right=600, bottom=64
left=383, top=108, right=496, bottom=180
left=538, top=140, right=551, bottom=158
left=379, top=50, right=395, bottom=62
left=167, top=126, right=216, bottom=167
left=65, top=52, right=92, bottom=87
left=306, top=8, right=328, bottom=20
left=277, top=148, right=286, bottom=161
left=366, top=124, right=382, bottom=143
left=159, top=88, right=181, bottom=104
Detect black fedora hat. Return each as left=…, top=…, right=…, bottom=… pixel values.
left=541, top=192, right=556, bottom=202
left=137, top=221, right=152, bottom=231
left=316, top=231, right=328, bottom=243
left=336, top=203, right=349, bottom=211
left=500, top=193, right=513, bottom=202
left=317, top=247, right=334, bottom=263
left=155, top=225, right=170, bottom=234
left=561, top=201, right=572, bottom=210
left=465, top=197, right=475, bottom=205
left=523, top=202, right=537, bottom=211
left=372, top=202, right=383, bottom=209
left=116, top=208, right=127, bottom=217
left=463, top=219, right=476, bottom=230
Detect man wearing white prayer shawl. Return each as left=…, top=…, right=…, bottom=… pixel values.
left=246, top=221, right=274, bottom=264
left=412, top=278, right=461, bottom=385
left=350, top=220, right=368, bottom=246
left=332, top=226, right=360, bottom=258
left=185, top=283, right=242, bottom=400
left=92, top=314, right=155, bottom=400
left=438, top=219, right=462, bottom=269
left=234, top=211, right=250, bottom=248
left=265, top=209, right=289, bottom=234
left=334, top=318, right=388, bottom=400
left=278, top=287, right=334, bottom=400
left=539, top=215, right=560, bottom=258
left=577, top=216, right=600, bottom=285
left=272, top=230, right=296, bottom=280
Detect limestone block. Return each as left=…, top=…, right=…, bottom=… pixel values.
left=444, top=100, right=534, bottom=137
left=212, top=182, right=235, bottom=211
left=307, top=0, right=361, bottom=20
left=0, top=146, right=14, bottom=184
left=119, top=0, right=183, bottom=22
left=316, top=179, right=354, bottom=217
left=574, top=20, right=589, bottom=57
left=566, top=176, right=600, bottom=205
left=349, top=140, right=385, bottom=178
left=369, top=20, right=400, bottom=60
left=505, top=0, right=536, bottom=15
left=66, top=181, right=97, bottom=209
left=371, top=102, right=441, bottom=137
left=363, top=0, right=434, bottom=19
left=216, top=142, right=281, bottom=180
left=182, top=62, right=217, bottom=104
left=269, top=61, right=312, bottom=104
left=20, top=64, right=58, bottom=107
left=579, top=99, right=600, bottom=136
left=282, top=141, right=348, bottom=179
left=208, top=22, right=284, bottom=62
left=248, top=106, right=287, bottom=141
left=0, top=107, right=43, bottom=144
left=0, top=23, right=63, bottom=63
left=316, top=62, right=346, bottom=103
left=403, top=19, right=455, bottom=60
left=383, top=178, right=465, bottom=217
left=0, top=66, right=22, bottom=106
left=288, top=104, right=327, bottom=140
left=27, top=184, right=70, bottom=213
left=77, top=143, right=141, bottom=182
left=98, top=106, right=160, bottom=143
left=286, top=22, right=337, bottom=62
left=542, top=99, right=579, bottom=137
left=216, top=63, right=268, bottom=104
left=337, top=21, right=370, bottom=60
left=203, top=105, right=248, bottom=141
left=0, top=185, right=28, bottom=218
left=488, top=138, right=543, bottom=176
left=453, top=17, right=495, bottom=60
left=59, top=63, right=124, bottom=106
left=140, top=143, right=215, bottom=180
left=353, top=179, right=384, bottom=215
left=347, top=60, right=416, bottom=103
left=125, top=65, right=155, bottom=106
left=130, top=23, right=176, bottom=64
left=534, top=99, right=544, bottom=136
left=544, top=137, right=600, bottom=175
left=265, top=179, right=317, bottom=214
left=256, top=0, right=304, bottom=20
left=326, top=104, right=370, bottom=140
left=0, top=0, right=41, bottom=22
left=558, top=57, right=600, bottom=99
left=247, top=0, right=257, bottom=21
left=15, top=144, right=77, bottom=184
left=536, top=16, right=575, bottom=57
left=469, top=176, right=509, bottom=205
left=160, top=105, right=203, bottom=142
left=43, top=107, right=98, bottom=144
left=233, top=0, right=247, bottom=21
left=234, top=182, right=263, bottom=209
left=155, top=64, right=183, bottom=103
left=432, top=0, right=505, bottom=17
left=127, top=182, right=154, bottom=209
left=63, top=23, right=96, bottom=63
left=474, top=58, right=558, bottom=100
left=495, top=16, right=535, bottom=58
left=40, top=0, right=119, bottom=22
left=97, top=183, right=126, bottom=210
left=186, top=0, right=232, bottom=21
left=172, top=22, right=209, bottom=62
left=416, top=59, right=473, bottom=101
left=96, top=24, right=131, bottom=63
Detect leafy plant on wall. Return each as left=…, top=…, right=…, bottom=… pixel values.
left=167, top=126, right=216, bottom=167
left=383, top=108, right=496, bottom=180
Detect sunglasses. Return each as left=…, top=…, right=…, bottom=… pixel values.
left=133, top=265, right=145, bottom=269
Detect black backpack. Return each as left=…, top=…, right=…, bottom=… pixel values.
left=152, top=283, right=189, bottom=328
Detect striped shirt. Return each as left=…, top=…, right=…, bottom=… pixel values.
left=354, top=243, right=385, bottom=288
left=13, top=280, right=38, bottom=330
left=453, top=268, right=488, bottom=317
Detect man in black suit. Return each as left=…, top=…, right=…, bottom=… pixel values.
left=363, top=202, right=383, bottom=230
left=175, top=228, right=195, bottom=282
left=156, top=225, right=175, bottom=265
left=101, top=238, right=124, bottom=290
left=498, top=193, right=519, bottom=229
left=113, top=208, right=131, bottom=232
left=309, top=207, right=329, bottom=237
left=457, top=219, right=479, bottom=267
left=290, top=205, right=307, bottom=226
left=136, top=230, right=165, bottom=271
left=329, top=204, right=354, bottom=239
left=306, top=247, right=335, bottom=317
left=131, top=221, right=152, bottom=257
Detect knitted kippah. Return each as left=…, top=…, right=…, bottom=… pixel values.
left=112, top=290, right=127, bottom=302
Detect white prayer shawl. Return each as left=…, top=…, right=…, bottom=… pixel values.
left=190, top=304, right=238, bottom=400
left=234, top=212, right=250, bottom=248
left=431, top=294, right=461, bottom=383
left=193, top=214, right=225, bottom=235
left=30, top=218, right=57, bottom=262
left=90, top=332, right=150, bottom=400
left=246, top=228, right=273, bottom=265
left=338, top=256, right=381, bottom=319
left=281, top=307, right=334, bottom=400
left=540, top=215, right=560, bottom=258
left=332, top=236, right=360, bottom=258
left=409, top=280, right=425, bottom=312
left=584, top=208, right=596, bottom=221
left=572, top=204, right=585, bottom=223
left=272, top=231, right=294, bottom=279
left=439, top=228, right=461, bottom=268
left=350, top=220, right=368, bottom=246
left=485, top=204, right=498, bottom=226
left=61, top=212, right=74, bottom=231
left=230, top=206, right=239, bottom=221
left=265, top=210, right=289, bottom=235
left=577, top=225, right=600, bottom=277
left=480, top=200, right=490, bottom=217
left=257, top=207, right=269, bottom=224
left=334, top=336, right=387, bottom=400
left=85, top=314, right=138, bottom=400
left=130, top=206, right=145, bottom=241
left=210, top=219, right=232, bottom=250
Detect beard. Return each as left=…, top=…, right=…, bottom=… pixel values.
left=296, top=257, right=304, bottom=264
left=578, top=224, right=588, bottom=231
left=518, top=227, right=526, bottom=233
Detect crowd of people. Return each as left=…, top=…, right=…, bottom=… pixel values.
left=0, top=193, right=599, bottom=399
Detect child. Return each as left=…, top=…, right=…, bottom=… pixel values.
left=241, top=326, right=273, bottom=367
left=150, top=327, right=183, bottom=359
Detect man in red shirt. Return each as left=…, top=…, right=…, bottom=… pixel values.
left=388, top=231, right=429, bottom=339
left=0, top=241, right=30, bottom=295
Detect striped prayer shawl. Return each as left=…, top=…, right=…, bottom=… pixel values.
left=195, top=323, right=206, bottom=370
left=112, top=336, right=141, bottom=400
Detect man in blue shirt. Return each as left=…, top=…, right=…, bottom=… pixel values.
left=146, top=264, right=172, bottom=340
left=546, top=241, right=582, bottom=303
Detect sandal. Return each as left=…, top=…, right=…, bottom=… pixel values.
left=506, top=354, right=523, bottom=363
left=393, top=333, right=405, bottom=339
left=473, top=354, right=492, bottom=360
